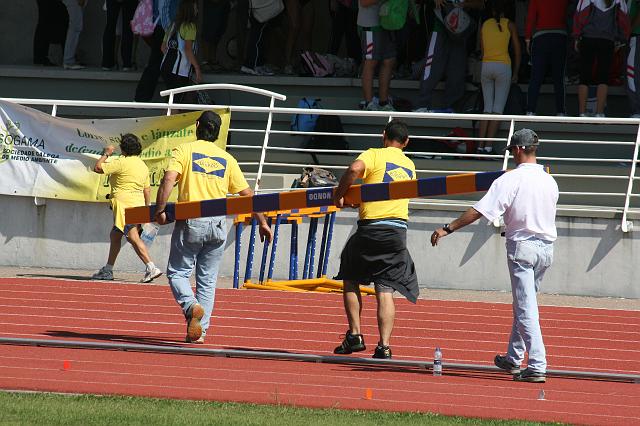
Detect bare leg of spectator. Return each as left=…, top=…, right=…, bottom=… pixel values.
left=578, top=84, right=588, bottom=115
left=596, top=84, right=608, bottom=115
left=361, top=59, right=378, bottom=104
left=379, top=58, right=396, bottom=105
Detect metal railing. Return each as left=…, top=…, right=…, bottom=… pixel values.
left=2, top=83, right=639, bottom=232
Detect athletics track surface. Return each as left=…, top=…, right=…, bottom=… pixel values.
left=0, top=277, right=638, bottom=425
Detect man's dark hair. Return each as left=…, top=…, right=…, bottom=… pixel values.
left=384, top=119, right=409, bottom=144
left=119, top=133, right=142, bottom=156
left=196, top=111, right=222, bottom=142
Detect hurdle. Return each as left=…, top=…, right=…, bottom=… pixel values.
left=234, top=206, right=372, bottom=294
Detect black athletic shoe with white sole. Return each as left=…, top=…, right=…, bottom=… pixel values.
left=334, top=331, right=366, bottom=354
left=513, top=368, right=546, bottom=383
left=494, top=354, right=521, bottom=374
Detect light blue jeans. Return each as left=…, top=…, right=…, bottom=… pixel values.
left=167, top=216, right=226, bottom=334
left=505, top=238, right=554, bottom=373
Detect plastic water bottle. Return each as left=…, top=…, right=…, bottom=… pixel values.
left=140, top=223, right=159, bottom=246
left=433, top=347, right=442, bottom=376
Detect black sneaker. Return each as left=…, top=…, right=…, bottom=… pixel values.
left=513, top=368, right=546, bottom=383
left=494, top=354, right=521, bottom=374
left=334, top=331, right=366, bottom=354
left=372, top=344, right=392, bottom=359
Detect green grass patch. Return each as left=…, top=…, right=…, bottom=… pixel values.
left=0, top=391, right=558, bottom=426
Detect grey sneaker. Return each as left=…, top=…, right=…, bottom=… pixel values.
left=494, top=354, right=521, bottom=374
left=513, top=368, right=546, bottom=383
left=140, top=267, right=162, bottom=283
left=186, top=303, right=205, bottom=342
left=92, top=267, right=113, bottom=281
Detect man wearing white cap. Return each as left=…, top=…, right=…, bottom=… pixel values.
left=430, top=128, right=559, bottom=383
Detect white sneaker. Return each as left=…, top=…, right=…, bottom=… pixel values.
left=526, top=111, right=536, bottom=116
left=141, top=267, right=163, bottom=283
left=413, top=107, right=434, bottom=113
left=64, top=63, right=85, bottom=70
left=92, top=267, right=113, bottom=281
left=379, top=103, right=395, bottom=112
left=240, top=65, right=258, bottom=75
left=595, top=113, right=605, bottom=118
left=255, top=65, right=275, bottom=76
left=365, top=101, right=380, bottom=111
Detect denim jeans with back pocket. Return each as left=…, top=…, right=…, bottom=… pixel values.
left=505, top=238, right=554, bottom=373
left=167, top=216, right=227, bottom=334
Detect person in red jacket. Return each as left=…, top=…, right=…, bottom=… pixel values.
left=573, top=0, right=630, bottom=117
left=525, top=0, right=570, bottom=116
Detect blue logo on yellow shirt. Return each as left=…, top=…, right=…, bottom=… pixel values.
left=192, top=153, right=227, bottom=177
left=384, top=162, right=413, bottom=182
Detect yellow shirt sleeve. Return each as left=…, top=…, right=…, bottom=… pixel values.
left=356, top=149, right=376, bottom=180
left=227, top=157, right=249, bottom=194
left=101, top=157, right=122, bottom=175
left=179, top=23, right=197, bottom=41
left=167, top=145, right=186, bottom=177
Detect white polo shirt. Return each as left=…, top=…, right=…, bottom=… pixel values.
left=473, top=163, right=559, bottom=242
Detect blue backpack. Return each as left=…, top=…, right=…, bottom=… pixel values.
left=291, top=97, right=321, bottom=132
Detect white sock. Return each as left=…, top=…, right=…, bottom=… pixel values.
left=145, top=262, right=155, bottom=271
left=104, top=264, right=113, bottom=272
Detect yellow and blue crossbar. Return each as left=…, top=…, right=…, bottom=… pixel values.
left=125, top=170, right=505, bottom=225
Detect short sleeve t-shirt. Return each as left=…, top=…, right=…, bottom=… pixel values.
left=356, top=147, right=416, bottom=220
left=167, top=140, right=249, bottom=202
left=473, top=163, right=559, bottom=241
left=101, top=156, right=150, bottom=196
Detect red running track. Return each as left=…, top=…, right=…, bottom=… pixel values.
left=0, top=277, right=638, bottom=425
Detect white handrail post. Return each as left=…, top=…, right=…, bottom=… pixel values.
left=493, top=118, right=516, bottom=228
left=501, top=118, right=515, bottom=171
left=166, top=92, right=175, bottom=116
left=254, top=96, right=276, bottom=193
left=51, top=104, right=57, bottom=117
left=620, top=124, right=640, bottom=232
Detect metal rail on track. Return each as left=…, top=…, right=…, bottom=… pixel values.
left=1, top=337, right=638, bottom=383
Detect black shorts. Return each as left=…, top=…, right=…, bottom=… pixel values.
left=336, top=221, right=419, bottom=303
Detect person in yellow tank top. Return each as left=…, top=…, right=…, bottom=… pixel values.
left=155, top=111, right=272, bottom=344
left=477, top=0, right=521, bottom=154
left=332, top=119, right=419, bottom=360
left=92, top=134, right=163, bottom=283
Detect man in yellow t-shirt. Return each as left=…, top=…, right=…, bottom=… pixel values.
left=92, top=133, right=163, bottom=283
left=155, top=111, right=272, bottom=344
left=333, top=119, right=419, bottom=360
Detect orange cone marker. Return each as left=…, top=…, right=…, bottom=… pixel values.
left=63, top=360, right=71, bottom=371
left=365, top=388, right=373, bottom=400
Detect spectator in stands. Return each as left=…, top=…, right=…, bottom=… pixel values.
left=134, top=0, right=179, bottom=102
left=283, top=0, right=315, bottom=75
left=154, top=111, right=272, bottom=344
left=514, top=0, right=531, bottom=83
left=61, top=0, right=87, bottom=70
left=200, top=0, right=231, bottom=72
left=573, top=0, right=630, bottom=117
left=240, top=8, right=278, bottom=75
left=414, top=0, right=485, bottom=113
left=359, top=0, right=396, bottom=111
left=525, top=0, right=570, bottom=116
left=102, top=0, right=138, bottom=71
left=627, top=0, right=640, bottom=118
left=477, top=0, right=521, bottom=154
left=33, top=0, right=69, bottom=66
left=333, top=119, right=418, bottom=360
left=329, top=0, right=361, bottom=68
left=92, top=134, right=163, bottom=283
left=161, top=0, right=201, bottom=102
